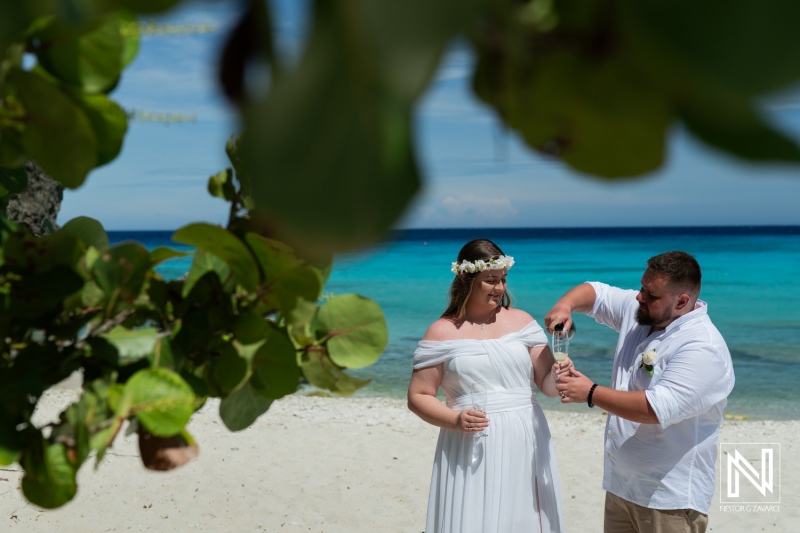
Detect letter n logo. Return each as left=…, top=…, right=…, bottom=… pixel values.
left=720, top=443, right=780, bottom=503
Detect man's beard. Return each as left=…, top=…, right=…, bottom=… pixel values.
left=636, top=305, right=671, bottom=326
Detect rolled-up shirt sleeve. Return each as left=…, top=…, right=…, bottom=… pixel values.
left=645, top=341, right=732, bottom=428
left=587, top=281, right=638, bottom=333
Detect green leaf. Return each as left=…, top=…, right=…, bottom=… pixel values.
left=273, top=266, right=322, bottom=313
left=60, top=216, right=109, bottom=250
left=245, top=233, right=321, bottom=312
left=0, top=127, right=27, bottom=169
left=0, top=165, right=28, bottom=195
left=74, top=93, right=128, bottom=165
left=622, top=1, right=800, bottom=97
left=0, top=416, right=22, bottom=465
left=300, top=348, right=371, bottom=396
left=118, top=12, right=140, bottom=67
left=151, top=337, right=177, bottom=371
left=285, top=298, right=319, bottom=329
left=212, top=342, right=250, bottom=394
left=22, top=442, right=77, bottom=509
left=225, top=134, right=250, bottom=196
left=472, top=43, right=670, bottom=177
left=8, top=69, right=98, bottom=187
left=243, top=0, right=474, bottom=253
left=0, top=3, right=37, bottom=52
left=2, top=230, right=82, bottom=273
left=207, top=168, right=235, bottom=201
left=309, top=256, right=333, bottom=286
left=50, top=389, right=111, bottom=468
left=79, top=377, right=120, bottom=463
left=680, top=93, right=800, bottom=162
left=316, top=294, right=388, bottom=369
left=124, top=368, right=194, bottom=437
left=251, top=323, right=300, bottom=399
left=100, top=327, right=158, bottom=365
left=34, top=15, right=127, bottom=93
left=81, top=280, right=105, bottom=307
left=9, top=265, right=85, bottom=319
left=231, top=310, right=268, bottom=344
left=150, top=246, right=189, bottom=266
left=218, top=380, right=274, bottom=432
left=173, top=223, right=259, bottom=291
left=182, top=249, right=231, bottom=297
left=245, top=233, right=299, bottom=275
left=91, top=242, right=151, bottom=313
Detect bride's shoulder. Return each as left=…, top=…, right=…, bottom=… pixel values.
left=501, top=307, right=538, bottom=328
left=422, top=318, right=460, bottom=341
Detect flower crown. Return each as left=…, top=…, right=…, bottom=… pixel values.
left=451, top=255, right=515, bottom=275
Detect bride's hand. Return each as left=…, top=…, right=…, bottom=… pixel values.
left=456, top=409, right=488, bottom=433
left=553, top=357, right=574, bottom=383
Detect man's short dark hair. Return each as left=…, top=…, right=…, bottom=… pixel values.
left=646, top=251, right=701, bottom=296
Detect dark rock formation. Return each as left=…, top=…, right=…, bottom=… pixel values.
left=7, top=161, right=63, bottom=236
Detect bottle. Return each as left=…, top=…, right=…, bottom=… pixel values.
left=553, top=322, right=576, bottom=339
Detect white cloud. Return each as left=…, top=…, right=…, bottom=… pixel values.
left=407, top=194, right=518, bottom=227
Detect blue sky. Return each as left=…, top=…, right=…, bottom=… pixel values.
left=58, top=0, right=800, bottom=231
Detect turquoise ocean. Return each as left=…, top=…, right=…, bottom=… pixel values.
left=110, top=227, right=800, bottom=421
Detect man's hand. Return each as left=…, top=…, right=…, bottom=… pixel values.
left=555, top=367, right=594, bottom=404
left=544, top=303, right=573, bottom=334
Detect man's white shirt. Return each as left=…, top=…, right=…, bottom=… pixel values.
left=587, top=281, right=735, bottom=514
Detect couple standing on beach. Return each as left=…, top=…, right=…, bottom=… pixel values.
left=408, top=238, right=735, bottom=533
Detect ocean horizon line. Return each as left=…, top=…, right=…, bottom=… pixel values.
left=105, top=224, right=800, bottom=237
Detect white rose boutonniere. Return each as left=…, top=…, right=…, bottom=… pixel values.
left=639, top=349, right=657, bottom=376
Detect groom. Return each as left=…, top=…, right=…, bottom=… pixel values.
left=546, top=251, right=734, bottom=533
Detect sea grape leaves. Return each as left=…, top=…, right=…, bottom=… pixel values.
left=149, top=246, right=189, bottom=266
left=21, top=441, right=77, bottom=509
left=74, top=93, right=128, bottom=166
left=32, top=15, right=130, bottom=93
left=219, top=381, right=274, bottom=432
left=250, top=323, right=300, bottom=399
left=0, top=165, right=27, bottom=195
left=471, top=0, right=800, bottom=176
left=99, top=327, right=159, bottom=365
left=91, top=241, right=151, bottom=314
left=621, top=1, right=800, bottom=97
left=300, top=348, right=372, bottom=396
left=60, top=216, right=109, bottom=251
left=677, top=90, right=800, bottom=163
left=122, top=368, right=194, bottom=437
left=6, top=70, right=98, bottom=188
left=243, top=0, right=477, bottom=253
left=211, top=341, right=250, bottom=395
left=173, top=223, right=259, bottom=291
left=316, top=294, right=388, bottom=369
left=181, top=249, right=232, bottom=297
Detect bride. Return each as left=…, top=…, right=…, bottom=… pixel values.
left=408, top=238, right=568, bottom=533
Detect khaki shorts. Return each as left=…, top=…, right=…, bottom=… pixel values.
left=604, top=492, right=708, bottom=533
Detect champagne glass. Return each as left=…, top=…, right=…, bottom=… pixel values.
left=551, top=326, right=570, bottom=365
left=471, top=382, right=488, bottom=437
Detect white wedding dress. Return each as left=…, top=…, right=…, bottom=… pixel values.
left=413, top=320, right=564, bottom=533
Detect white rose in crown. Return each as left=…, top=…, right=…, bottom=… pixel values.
left=641, top=349, right=658, bottom=366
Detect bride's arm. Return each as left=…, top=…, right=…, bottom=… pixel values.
left=531, top=345, right=570, bottom=397
left=408, top=364, right=487, bottom=432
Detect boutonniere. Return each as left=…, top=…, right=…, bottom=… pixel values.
left=639, top=349, right=657, bottom=376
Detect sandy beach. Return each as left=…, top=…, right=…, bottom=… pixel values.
left=1, top=389, right=796, bottom=532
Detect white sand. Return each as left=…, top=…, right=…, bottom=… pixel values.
left=1, top=391, right=796, bottom=532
